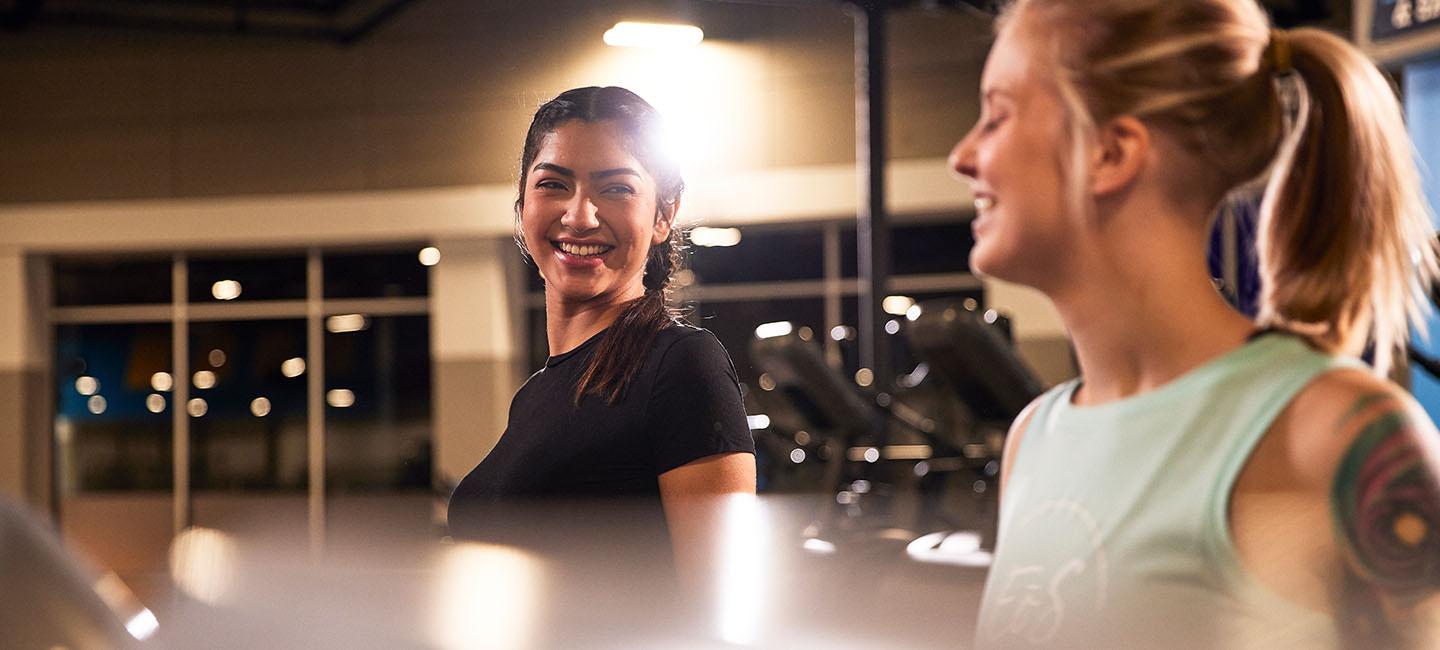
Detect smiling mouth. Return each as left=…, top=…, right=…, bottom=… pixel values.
left=974, top=195, right=995, bottom=212
left=553, top=241, right=615, bottom=257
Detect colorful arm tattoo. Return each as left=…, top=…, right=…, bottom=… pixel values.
left=1331, top=393, right=1440, bottom=646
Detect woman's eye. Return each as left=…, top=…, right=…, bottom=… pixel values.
left=980, top=114, right=1006, bottom=133
left=603, top=185, right=637, bottom=195
left=535, top=179, right=567, bottom=191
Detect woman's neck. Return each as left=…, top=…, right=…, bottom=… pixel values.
left=544, top=283, right=646, bottom=356
left=1046, top=209, right=1255, bottom=406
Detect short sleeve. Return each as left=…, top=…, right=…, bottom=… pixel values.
left=645, top=328, right=755, bottom=474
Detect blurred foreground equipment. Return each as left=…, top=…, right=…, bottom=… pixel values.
left=0, top=498, right=148, bottom=649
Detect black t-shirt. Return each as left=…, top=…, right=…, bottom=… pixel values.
left=446, top=324, right=754, bottom=541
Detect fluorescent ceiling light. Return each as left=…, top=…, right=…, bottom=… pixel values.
left=604, top=21, right=703, bottom=48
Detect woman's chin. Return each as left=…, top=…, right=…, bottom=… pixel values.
left=970, top=246, right=1031, bottom=286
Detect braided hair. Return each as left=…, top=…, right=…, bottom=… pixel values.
left=514, top=86, right=688, bottom=404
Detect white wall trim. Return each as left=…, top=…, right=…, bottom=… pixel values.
left=0, top=159, right=972, bottom=254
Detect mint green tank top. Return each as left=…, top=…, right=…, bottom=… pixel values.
left=975, top=333, right=1362, bottom=649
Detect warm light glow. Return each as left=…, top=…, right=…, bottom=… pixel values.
left=746, top=414, right=770, bottom=430
left=93, top=572, right=154, bottom=641
left=713, top=495, right=769, bottom=645
left=169, top=527, right=238, bottom=605
left=326, top=313, right=369, bottom=333
left=75, top=375, right=99, bottom=396
left=754, top=321, right=793, bottom=339
left=905, top=531, right=993, bottom=568
left=882, top=295, right=916, bottom=316
left=326, top=389, right=356, bottom=408
left=789, top=448, right=806, bottom=464
left=208, top=349, right=226, bottom=367
left=757, top=373, right=776, bottom=391
left=864, top=447, right=881, bottom=463
left=603, top=21, right=704, bottom=48
left=854, top=368, right=874, bottom=387
left=983, top=309, right=999, bottom=324
left=87, top=395, right=107, bottom=415
left=419, top=246, right=442, bottom=266
left=430, top=543, right=546, bottom=650
left=251, top=397, right=272, bottom=417
left=281, top=357, right=306, bottom=378
left=192, top=370, right=217, bottom=390
left=125, top=609, right=159, bottom=640
left=151, top=372, right=174, bottom=392
left=187, top=398, right=208, bottom=418
left=906, top=304, right=923, bottom=321
left=211, top=280, right=242, bottom=301
left=885, top=444, right=933, bottom=460
left=802, top=537, right=837, bottom=555
left=690, top=227, right=742, bottom=247
left=146, top=394, right=166, bottom=414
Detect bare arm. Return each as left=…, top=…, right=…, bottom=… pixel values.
left=1328, top=389, right=1440, bottom=648
left=657, top=452, right=757, bottom=590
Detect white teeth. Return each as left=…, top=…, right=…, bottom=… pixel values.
left=974, top=196, right=995, bottom=211
left=557, top=242, right=611, bottom=256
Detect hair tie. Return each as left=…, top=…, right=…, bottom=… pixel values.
left=1265, top=29, right=1292, bottom=74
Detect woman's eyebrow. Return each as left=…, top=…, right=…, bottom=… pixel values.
left=591, top=168, right=641, bottom=180
left=532, top=162, right=574, bottom=177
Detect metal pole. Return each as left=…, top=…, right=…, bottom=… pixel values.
left=853, top=1, right=892, bottom=388
left=172, top=255, right=190, bottom=534
left=307, top=249, right=326, bottom=556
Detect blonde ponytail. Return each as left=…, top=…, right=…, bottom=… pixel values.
left=1257, top=28, right=1439, bottom=374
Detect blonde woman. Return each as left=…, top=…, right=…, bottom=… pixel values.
left=949, top=1, right=1440, bottom=647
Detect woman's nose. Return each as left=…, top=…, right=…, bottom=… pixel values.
left=560, top=194, right=601, bottom=232
left=948, top=129, right=978, bottom=181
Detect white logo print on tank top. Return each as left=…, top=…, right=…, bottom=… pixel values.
left=984, top=499, right=1110, bottom=645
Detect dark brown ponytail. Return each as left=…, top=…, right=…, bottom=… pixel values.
left=574, top=228, right=685, bottom=404
left=513, top=86, right=689, bottom=404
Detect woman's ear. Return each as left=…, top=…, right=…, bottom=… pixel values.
left=1090, top=116, right=1151, bottom=197
left=653, top=196, right=680, bottom=245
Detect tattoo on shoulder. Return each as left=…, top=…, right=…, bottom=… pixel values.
left=1331, top=392, right=1440, bottom=607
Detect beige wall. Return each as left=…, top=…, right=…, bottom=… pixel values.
left=0, top=253, right=52, bottom=511
left=0, top=0, right=987, bottom=204
left=0, top=0, right=1079, bottom=512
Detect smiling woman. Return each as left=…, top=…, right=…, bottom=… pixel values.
left=447, top=87, right=756, bottom=585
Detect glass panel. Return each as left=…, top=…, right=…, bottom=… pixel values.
left=323, top=249, right=430, bottom=299
left=188, top=255, right=306, bottom=303
left=188, top=319, right=308, bottom=492
left=325, top=315, right=433, bottom=492
left=54, top=323, right=177, bottom=614
left=688, top=225, right=824, bottom=284
left=840, top=219, right=975, bottom=278
left=53, top=256, right=171, bottom=306
left=891, top=221, right=975, bottom=275
left=695, top=297, right=826, bottom=392
left=54, top=323, right=173, bottom=492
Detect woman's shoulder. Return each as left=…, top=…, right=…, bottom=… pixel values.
left=653, top=323, right=729, bottom=359
left=647, top=323, right=737, bottom=383
left=1270, top=366, right=1436, bottom=489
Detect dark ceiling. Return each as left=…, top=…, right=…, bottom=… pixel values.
left=0, top=0, right=419, bottom=44
left=0, top=0, right=1350, bottom=45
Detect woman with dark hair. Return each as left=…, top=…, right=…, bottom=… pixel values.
left=446, top=86, right=756, bottom=576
